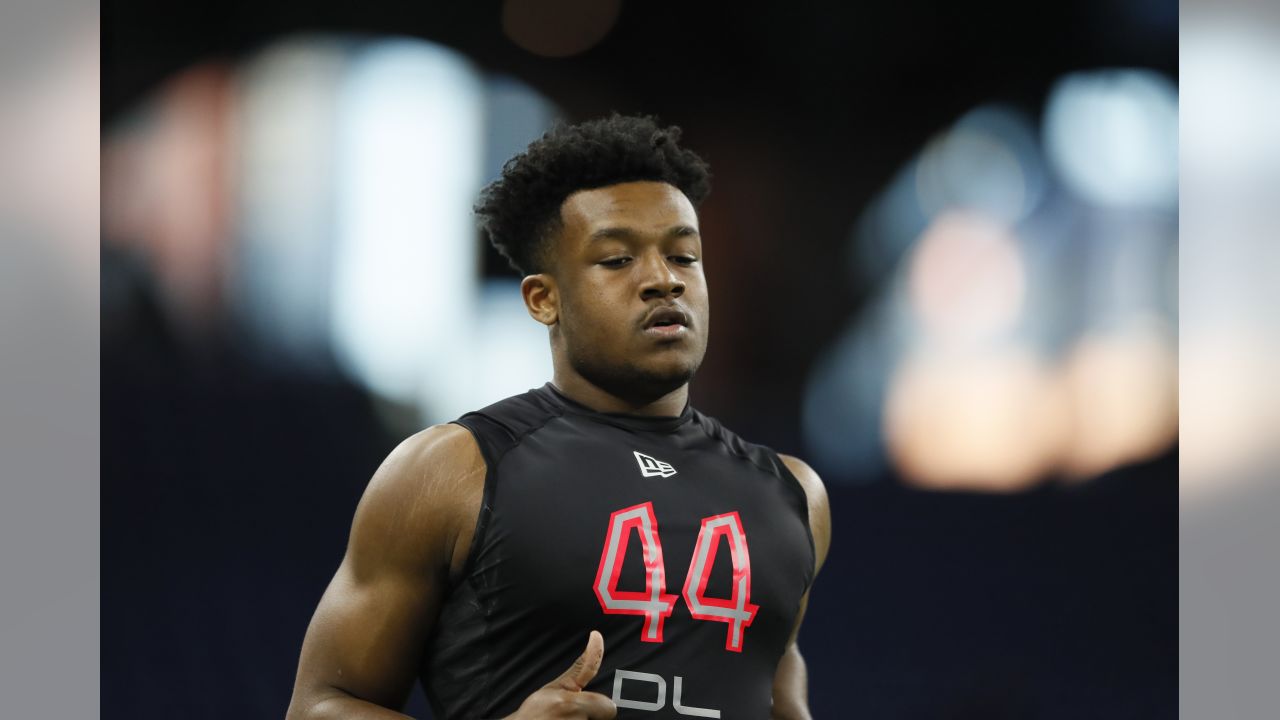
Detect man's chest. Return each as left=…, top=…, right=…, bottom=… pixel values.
left=478, top=428, right=812, bottom=664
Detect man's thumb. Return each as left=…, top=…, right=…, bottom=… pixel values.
left=553, top=630, right=605, bottom=691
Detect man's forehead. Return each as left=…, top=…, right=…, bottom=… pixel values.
left=561, top=181, right=698, bottom=231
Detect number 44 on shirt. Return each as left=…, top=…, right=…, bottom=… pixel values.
left=593, top=501, right=759, bottom=652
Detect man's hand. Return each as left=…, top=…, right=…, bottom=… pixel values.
left=507, top=631, right=617, bottom=719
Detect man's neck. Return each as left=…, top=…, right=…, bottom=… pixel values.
left=550, top=370, right=689, bottom=417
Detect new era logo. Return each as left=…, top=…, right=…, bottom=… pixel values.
left=633, top=451, right=677, bottom=478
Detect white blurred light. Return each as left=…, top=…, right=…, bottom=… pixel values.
left=465, top=280, right=556, bottom=418
left=908, top=210, right=1025, bottom=344
left=1043, top=69, right=1178, bottom=208
left=234, top=38, right=348, bottom=371
left=915, top=106, right=1044, bottom=223
left=331, top=40, right=486, bottom=415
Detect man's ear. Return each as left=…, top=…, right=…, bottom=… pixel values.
left=521, top=273, right=559, bottom=326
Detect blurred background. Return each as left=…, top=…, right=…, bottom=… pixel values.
left=96, top=0, right=1185, bottom=717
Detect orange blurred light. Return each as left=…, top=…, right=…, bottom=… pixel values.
left=1059, top=324, right=1178, bottom=479
left=884, top=349, right=1068, bottom=492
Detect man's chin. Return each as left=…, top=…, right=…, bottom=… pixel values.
left=630, top=353, right=701, bottom=388
left=573, top=356, right=699, bottom=405
left=638, top=368, right=696, bottom=396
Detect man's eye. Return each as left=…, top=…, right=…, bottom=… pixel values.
left=599, top=257, right=631, bottom=268
left=670, top=256, right=698, bottom=266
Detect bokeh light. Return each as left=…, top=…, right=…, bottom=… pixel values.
left=1043, top=69, right=1178, bottom=208
left=806, top=70, right=1177, bottom=492
left=884, top=348, right=1067, bottom=492
left=234, top=37, right=348, bottom=373
left=101, top=63, right=236, bottom=333
left=915, top=106, right=1045, bottom=224
left=102, top=34, right=564, bottom=430
left=330, top=40, right=486, bottom=412
left=1059, top=320, right=1178, bottom=478
left=501, top=0, right=623, bottom=58
left=907, top=210, right=1025, bottom=344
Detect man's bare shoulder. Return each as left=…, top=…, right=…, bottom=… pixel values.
left=386, top=423, right=485, bottom=484
left=361, top=423, right=483, bottom=504
left=778, top=454, right=831, bottom=573
left=778, top=454, right=827, bottom=512
left=348, top=423, right=486, bottom=574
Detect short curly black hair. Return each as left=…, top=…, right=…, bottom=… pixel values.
left=475, top=114, right=712, bottom=276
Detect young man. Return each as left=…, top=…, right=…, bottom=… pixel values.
left=287, top=115, right=831, bottom=720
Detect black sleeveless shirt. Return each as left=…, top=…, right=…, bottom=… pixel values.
left=423, top=384, right=815, bottom=719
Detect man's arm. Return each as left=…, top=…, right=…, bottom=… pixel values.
left=285, top=424, right=620, bottom=720
left=286, top=424, right=484, bottom=719
left=771, top=455, right=832, bottom=720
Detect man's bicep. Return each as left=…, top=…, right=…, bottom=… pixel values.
left=290, top=425, right=480, bottom=714
left=779, top=454, right=831, bottom=574
left=772, top=454, right=830, bottom=719
left=294, top=556, right=443, bottom=709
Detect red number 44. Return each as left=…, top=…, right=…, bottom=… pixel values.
left=592, top=502, right=760, bottom=652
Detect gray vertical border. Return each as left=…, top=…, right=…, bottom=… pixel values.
left=1181, top=2, right=1280, bottom=718
left=0, top=0, right=100, bottom=716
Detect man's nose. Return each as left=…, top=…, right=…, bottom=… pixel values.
left=638, top=253, right=685, bottom=300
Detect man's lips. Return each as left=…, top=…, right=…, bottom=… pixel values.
left=641, top=306, right=691, bottom=340
left=642, top=306, right=691, bottom=330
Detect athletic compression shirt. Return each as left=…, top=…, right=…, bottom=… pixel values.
left=423, top=384, right=815, bottom=719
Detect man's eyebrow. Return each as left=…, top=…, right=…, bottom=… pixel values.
left=589, top=225, right=701, bottom=242
left=589, top=226, right=639, bottom=242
